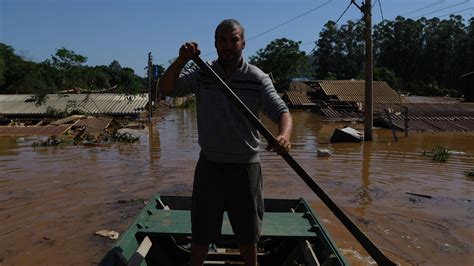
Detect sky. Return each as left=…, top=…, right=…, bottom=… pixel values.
left=1, top=0, right=473, bottom=77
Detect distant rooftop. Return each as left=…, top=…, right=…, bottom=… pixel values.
left=401, top=96, right=463, bottom=104
left=0, top=93, right=148, bottom=116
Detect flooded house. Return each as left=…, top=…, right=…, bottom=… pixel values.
left=0, top=93, right=149, bottom=137
left=279, top=79, right=474, bottom=133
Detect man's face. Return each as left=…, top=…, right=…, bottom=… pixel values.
left=215, top=27, right=245, bottom=67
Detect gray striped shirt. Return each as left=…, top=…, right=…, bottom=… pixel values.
left=172, top=60, right=289, bottom=163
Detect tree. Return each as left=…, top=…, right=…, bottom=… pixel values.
left=0, top=43, right=147, bottom=98
left=50, top=47, right=88, bottom=70
left=373, top=15, right=469, bottom=96
left=465, top=18, right=474, bottom=73
left=420, top=16, right=465, bottom=91
left=0, top=44, right=18, bottom=92
left=373, top=67, right=399, bottom=90
left=338, top=20, right=365, bottom=79
left=41, top=48, right=89, bottom=91
left=313, top=21, right=344, bottom=79
left=313, top=20, right=365, bottom=80
left=374, top=16, right=424, bottom=88
left=249, top=38, right=311, bottom=83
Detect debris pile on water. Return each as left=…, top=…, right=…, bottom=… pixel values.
left=94, top=230, right=119, bottom=240
left=423, top=145, right=450, bottom=162
left=465, top=169, right=474, bottom=179
left=9, top=115, right=145, bottom=147
left=32, top=136, right=64, bottom=147
left=111, top=132, right=140, bottom=143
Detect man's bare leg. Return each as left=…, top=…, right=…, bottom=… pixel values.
left=239, top=243, right=257, bottom=266
left=191, top=243, right=209, bottom=266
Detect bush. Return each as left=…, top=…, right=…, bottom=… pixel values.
left=423, top=145, right=449, bottom=162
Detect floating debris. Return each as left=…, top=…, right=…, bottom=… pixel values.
left=117, top=197, right=146, bottom=205
left=330, top=126, right=363, bottom=143
left=32, top=136, right=64, bottom=147
left=448, top=150, right=466, bottom=155
left=406, top=192, right=432, bottom=199
left=465, top=170, right=474, bottom=179
left=94, top=229, right=119, bottom=240
left=423, top=145, right=449, bottom=162
left=112, top=132, right=140, bottom=143
left=317, top=148, right=332, bottom=157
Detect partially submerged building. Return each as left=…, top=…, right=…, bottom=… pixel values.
left=0, top=93, right=148, bottom=136
left=281, top=79, right=401, bottom=118
left=280, top=79, right=474, bottom=133
left=391, top=96, right=474, bottom=133
left=0, top=93, right=148, bottom=119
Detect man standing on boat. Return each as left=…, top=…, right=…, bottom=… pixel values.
left=159, top=19, right=293, bottom=266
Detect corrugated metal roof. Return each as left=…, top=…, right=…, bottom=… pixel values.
left=0, top=125, right=71, bottom=136
left=403, top=103, right=474, bottom=117
left=318, top=80, right=401, bottom=103
left=50, top=115, right=85, bottom=125
left=320, top=106, right=363, bottom=120
left=287, top=81, right=314, bottom=93
left=387, top=102, right=474, bottom=132
left=391, top=118, right=474, bottom=133
left=73, top=117, right=114, bottom=138
left=401, top=96, right=462, bottom=104
left=0, top=94, right=148, bottom=116
left=284, top=91, right=316, bottom=107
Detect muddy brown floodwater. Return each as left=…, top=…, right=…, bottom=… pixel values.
left=0, top=108, right=473, bottom=265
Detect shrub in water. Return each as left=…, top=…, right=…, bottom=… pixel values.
left=431, top=145, right=449, bottom=162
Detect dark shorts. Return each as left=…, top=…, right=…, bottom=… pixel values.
left=191, top=156, right=264, bottom=245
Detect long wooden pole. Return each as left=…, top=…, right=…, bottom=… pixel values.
left=192, top=56, right=396, bottom=266
left=147, top=52, right=153, bottom=123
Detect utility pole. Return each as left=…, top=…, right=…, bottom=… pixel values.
left=154, top=65, right=160, bottom=104
left=363, top=0, right=373, bottom=141
left=147, top=52, right=153, bottom=123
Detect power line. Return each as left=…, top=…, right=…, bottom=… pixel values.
left=246, top=0, right=331, bottom=42
left=300, top=41, right=316, bottom=55
left=373, top=0, right=379, bottom=8
left=402, top=0, right=445, bottom=16
left=371, top=0, right=384, bottom=20
left=335, top=1, right=354, bottom=24
left=412, top=0, right=470, bottom=19
left=438, top=7, right=474, bottom=18
left=377, top=0, right=384, bottom=20
left=202, top=0, right=332, bottom=58
left=306, top=1, right=357, bottom=56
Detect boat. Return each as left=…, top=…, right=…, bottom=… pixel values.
left=99, top=193, right=348, bottom=266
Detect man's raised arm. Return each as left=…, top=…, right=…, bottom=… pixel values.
left=158, top=42, right=200, bottom=96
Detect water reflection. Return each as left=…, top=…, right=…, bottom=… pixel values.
left=148, top=122, right=161, bottom=168
left=357, top=142, right=373, bottom=215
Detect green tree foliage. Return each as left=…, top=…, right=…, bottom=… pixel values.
left=0, top=44, right=146, bottom=98
left=373, top=67, right=399, bottom=89
left=249, top=38, right=311, bottom=83
left=376, top=16, right=469, bottom=95
left=374, top=17, right=424, bottom=87
left=313, top=15, right=472, bottom=96
left=465, top=18, right=474, bottom=72
left=50, top=47, right=88, bottom=70
left=313, top=20, right=365, bottom=80
left=313, top=21, right=343, bottom=79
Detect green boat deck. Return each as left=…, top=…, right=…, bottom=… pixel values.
left=138, top=209, right=318, bottom=239
left=100, top=194, right=348, bottom=266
